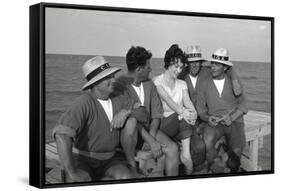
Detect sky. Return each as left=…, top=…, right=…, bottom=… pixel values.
left=46, top=7, right=271, bottom=62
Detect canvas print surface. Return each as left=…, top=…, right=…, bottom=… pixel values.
left=36, top=4, right=273, bottom=187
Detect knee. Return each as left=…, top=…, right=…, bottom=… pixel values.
left=232, top=148, right=242, bottom=158
left=123, top=117, right=137, bottom=135
left=203, top=133, right=216, bottom=149
left=180, top=152, right=192, bottom=162
left=165, top=142, right=179, bottom=157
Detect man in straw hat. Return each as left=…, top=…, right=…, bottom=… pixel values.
left=114, top=46, right=179, bottom=176
left=196, top=48, right=248, bottom=172
left=178, top=45, right=244, bottom=173
left=52, top=56, right=148, bottom=182
left=178, top=45, right=243, bottom=103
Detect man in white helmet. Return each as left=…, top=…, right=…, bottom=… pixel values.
left=196, top=48, right=248, bottom=173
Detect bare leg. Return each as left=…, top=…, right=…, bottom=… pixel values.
left=155, top=130, right=179, bottom=176
left=181, top=137, right=193, bottom=175
left=120, top=117, right=139, bottom=175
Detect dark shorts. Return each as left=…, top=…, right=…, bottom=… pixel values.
left=75, top=152, right=126, bottom=181
left=160, top=112, right=193, bottom=141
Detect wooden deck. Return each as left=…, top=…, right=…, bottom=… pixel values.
left=45, top=110, right=271, bottom=184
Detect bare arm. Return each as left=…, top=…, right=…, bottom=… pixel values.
left=55, top=128, right=91, bottom=182
left=111, top=109, right=132, bottom=130
left=149, top=118, right=160, bottom=138
left=155, top=85, right=183, bottom=115
left=182, top=89, right=196, bottom=111
left=230, top=109, right=244, bottom=122
left=55, top=133, right=76, bottom=174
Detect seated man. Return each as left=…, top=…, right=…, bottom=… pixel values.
left=196, top=48, right=248, bottom=172
left=52, top=56, right=145, bottom=182
left=178, top=45, right=244, bottom=172
left=178, top=45, right=243, bottom=100
left=114, top=46, right=179, bottom=177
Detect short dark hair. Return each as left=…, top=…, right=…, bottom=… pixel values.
left=126, top=46, right=152, bottom=72
left=164, top=44, right=186, bottom=69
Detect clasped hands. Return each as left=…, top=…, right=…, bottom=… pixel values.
left=179, top=107, right=197, bottom=125
left=208, top=114, right=232, bottom=127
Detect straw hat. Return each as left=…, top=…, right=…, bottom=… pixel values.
left=185, top=45, right=205, bottom=62
left=210, top=48, right=233, bottom=66
left=82, top=56, right=121, bottom=90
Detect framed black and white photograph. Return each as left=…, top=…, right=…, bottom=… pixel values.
left=29, top=2, right=274, bottom=188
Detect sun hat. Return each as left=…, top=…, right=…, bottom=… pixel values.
left=185, top=45, right=205, bottom=62
left=210, top=48, right=233, bottom=66
left=82, top=56, right=121, bottom=90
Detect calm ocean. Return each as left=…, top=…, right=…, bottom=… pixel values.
left=45, top=54, right=272, bottom=169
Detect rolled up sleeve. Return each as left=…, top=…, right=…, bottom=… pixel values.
left=53, top=95, right=88, bottom=141
left=52, top=124, right=76, bottom=141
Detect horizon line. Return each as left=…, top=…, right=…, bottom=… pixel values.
left=45, top=52, right=271, bottom=64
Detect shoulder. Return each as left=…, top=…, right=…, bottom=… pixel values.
left=143, top=79, right=156, bottom=88
left=143, top=80, right=159, bottom=96
left=176, top=79, right=187, bottom=88
left=74, top=93, right=94, bottom=105
left=152, top=74, right=163, bottom=85
left=65, top=93, right=96, bottom=114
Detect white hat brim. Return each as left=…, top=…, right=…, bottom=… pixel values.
left=82, top=67, right=121, bottom=90
left=188, top=57, right=206, bottom=62
left=210, top=58, right=233, bottom=66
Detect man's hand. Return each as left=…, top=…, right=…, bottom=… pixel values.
left=133, top=102, right=142, bottom=109
left=220, top=115, right=232, bottom=126
left=208, top=116, right=220, bottom=127
left=111, top=109, right=129, bottom=130
left=150, top=140, right=166, bottom=159
left=142, top=142, right=151, bottom=151
left=68, top=168, right=91, bottom=182
left=131, top=106, right=149, bottom=124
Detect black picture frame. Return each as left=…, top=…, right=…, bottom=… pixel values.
left=30, top=2, right=274, bottom=188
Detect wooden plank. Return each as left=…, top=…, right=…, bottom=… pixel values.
left=46, top=166, right=63, bottom=184
left=46, top=144, right=60, bottom=161
left=249, top=139, right=259, bottom=170
left=245, top=124, right=271, bottom=142
left=241, top=154, right=256, bottom=171
left=259, top=137, right=264, bottom=149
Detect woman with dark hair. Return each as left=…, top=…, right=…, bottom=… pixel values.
left=153, top=44, right=197, bottom=175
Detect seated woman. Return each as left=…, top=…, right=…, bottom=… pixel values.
left=153, top=44, right=197, bottom=175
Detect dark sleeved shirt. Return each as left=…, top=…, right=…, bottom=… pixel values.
left=115, top=75, right=163, bottom=120
left=53, top=93, right=134, bottom=155
left=196, top=75, right=248, bottom=123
